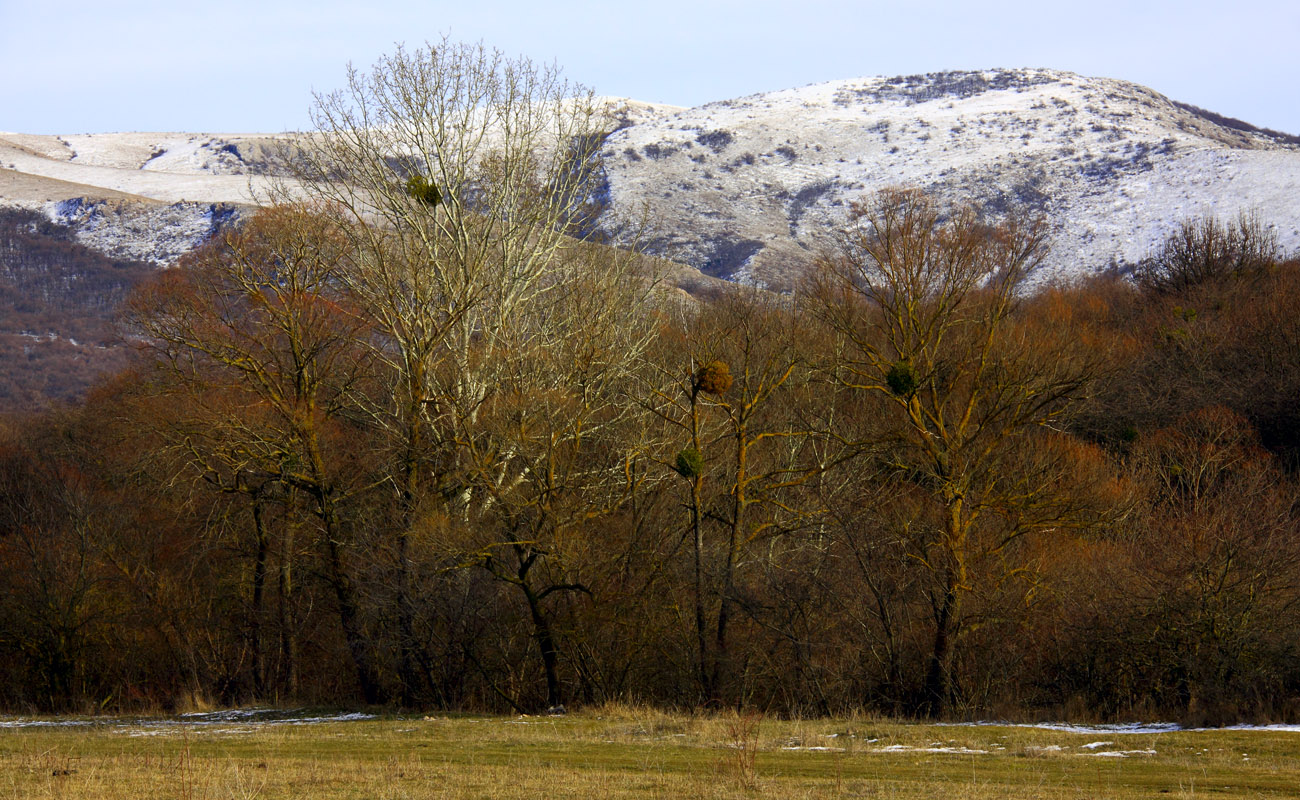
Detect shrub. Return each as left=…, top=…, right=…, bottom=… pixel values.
left=695, top=129, right=734, bottom=153
left=1138, top=213, right=1281, bottom=294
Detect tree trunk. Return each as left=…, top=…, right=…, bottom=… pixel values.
left=921, top=492, right=969, bottom=718
left=922, top=573, right=959, bottom=718
left=396, top=526, right=419, bottom=705
left=277, top=518, right=298, bottom=699
left=714, top=428, right=748, bottom=707
left=250, top=499, right=268, bottom=698
left=691, top=471, right=714, bottom=703
left=318, top=496, right=384, bottom=705
left=395, top=421, right=423, bottom=705
left=523, top=583, right=563, bottom=708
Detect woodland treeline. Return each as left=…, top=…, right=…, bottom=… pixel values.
left=0, top=207, right=150, bottom=406
left=3, top=42, right=1300, bottom=723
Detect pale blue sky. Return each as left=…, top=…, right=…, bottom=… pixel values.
left=2, top=0, right=1297, bottom=135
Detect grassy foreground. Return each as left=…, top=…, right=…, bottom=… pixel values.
left=3, top=707, right=1298, bottom=799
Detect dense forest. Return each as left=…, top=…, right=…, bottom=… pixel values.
left=3, top=42, right=1299, bottom=724
left=0, top=207, right=152, bottom=407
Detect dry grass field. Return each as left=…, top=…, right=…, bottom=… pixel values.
left=3, top=706, right=1299, bottom=799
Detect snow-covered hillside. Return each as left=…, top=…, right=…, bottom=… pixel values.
left=0, top=132, right=291, bottom=264
left=3, top=69, right=1299, bottom=282
left=596, top=69, right=1300, bottom=289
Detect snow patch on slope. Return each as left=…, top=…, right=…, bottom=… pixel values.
left=49, top=198, right=243, bottom=265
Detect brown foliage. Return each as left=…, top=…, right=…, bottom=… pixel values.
left=6, top=189, right=1300, bottom=723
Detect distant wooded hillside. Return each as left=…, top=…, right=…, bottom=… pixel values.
left=0, top=208, right=152, bottom=408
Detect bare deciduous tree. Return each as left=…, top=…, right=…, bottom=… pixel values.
left=287, top=39, right=646, bottom=704
left=1137, top=212, right=1281, bottom=294
left=126, top=205, right=379, bottom=702
left=644, top=288, right=821, bottom=704
left=809, top=187, right=1108, bottom=716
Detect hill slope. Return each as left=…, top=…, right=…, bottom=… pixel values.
left=0, top=132, right=292, bottom=264
left=595, top=69, right=1300, bottom=288
left=2, top=70, right=1298, bottom=287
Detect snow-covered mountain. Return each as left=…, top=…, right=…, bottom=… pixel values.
left=596, top=69, right=1300, bottom=289
left=3, top=69, right=1299, bottom=286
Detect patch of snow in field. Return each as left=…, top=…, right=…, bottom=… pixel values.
left=1088, top=749, right=1157, bottom=758
left=946, top=721, right=1181, bottom=735
left=875, top=743, right=991, bottom=754
left=948, top=720, right=1300, bottom=734
left=0, top=708, right=376, bottom=733
left=168, top=709, right=376, bottom=726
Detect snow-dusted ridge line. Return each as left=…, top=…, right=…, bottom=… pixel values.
left=595, top=68, right=1300, bottom=289
left=0, top=132, right=282, bottom=265
left=2, top=68, right=1299, bottom=278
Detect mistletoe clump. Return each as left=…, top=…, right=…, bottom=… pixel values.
left=886, top=360, right=918, bottom=397
left=694, top=360, right=733, bottom=396
left=405, top=174, right=442, bottom=207
left=674, top=447, right=704, bottom=479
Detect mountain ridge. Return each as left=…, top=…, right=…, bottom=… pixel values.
left=593, top=68, right=1300, bottom=289
left=1, top=68, right=1297, bottom=285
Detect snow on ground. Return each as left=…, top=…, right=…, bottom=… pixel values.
left=0, top=132, right=297, bottom=263
left=947, top=721, right=1183, bottom=735
left=947, top=720, right=1300, bottom=734
left=3, top=708, right=1294, bottom=755
left=0, top=708, right=376, bottom=736
left=877, top=743, right=993, bottom=754
left=46, top=197, right=244, bottom=265
left=0, top=134, right=278, bottom=205
left=1091, top=749, right=1158, bottom=758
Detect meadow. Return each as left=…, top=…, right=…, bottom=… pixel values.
left=3, top=707, right=1299, bottom=799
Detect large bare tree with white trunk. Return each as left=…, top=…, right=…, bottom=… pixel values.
left=289, top=39, right=650, bottom=705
